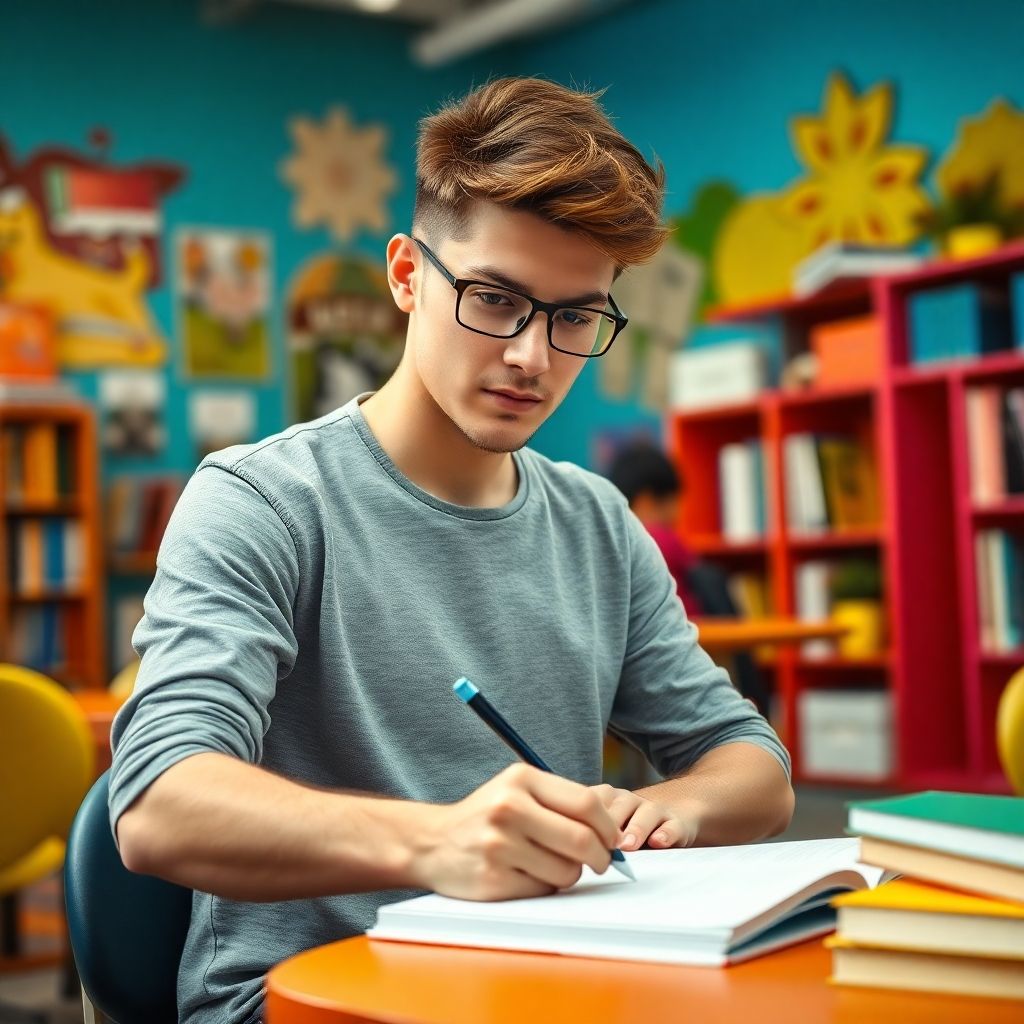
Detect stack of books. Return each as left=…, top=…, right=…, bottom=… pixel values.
left=831, top=791, right=1024, bottom=1000
left=792, top=242, right=922, bottom=298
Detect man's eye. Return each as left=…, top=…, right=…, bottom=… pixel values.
left=476, top=291, right=511, bottom=306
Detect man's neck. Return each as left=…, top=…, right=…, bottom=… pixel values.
left=360, top=376, right=519, bottom=509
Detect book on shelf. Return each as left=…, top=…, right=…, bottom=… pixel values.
left=784, top=433, right=877, bottom=534
left=3, top=421, right=77, bottom=504
left=368, top=838, right=885, bottom=967
left=7, top=604, right=67, bottom=676
left=794, top=560, right=833, bottom=658
left=6, top=517, right=85, bottom=595
left=967, top=386, right=1024, bottom=504
left=728, top=571, right=771, bottom=618
left=718, top=439, right=766, bottom=541
left=831, top=792, right=1024, bottom=999
left=792, top=242, right=923, bottom=298
left=107, top=476, right=183, bottom=562
left=975, top=529, right=1024, bottom=652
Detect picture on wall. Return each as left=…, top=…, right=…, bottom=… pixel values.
left=176, top=228, right=272, bottom=380
left=287, top=252, right=406, bottom=422
left=99, top=370, right=166, bottom=457
left=0, top=133, right=184, bottom=368
left=188, top=390, right=256, bottom=462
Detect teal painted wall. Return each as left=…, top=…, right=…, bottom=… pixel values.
left=4, top=0, right=1024, bottom=670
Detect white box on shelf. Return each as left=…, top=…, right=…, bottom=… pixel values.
left=798, top=690, right=893, bottom=780
left=670, top=342, right=767, bottom=410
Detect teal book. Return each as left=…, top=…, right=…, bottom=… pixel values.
left=848, top=791, right=1024, bottom=869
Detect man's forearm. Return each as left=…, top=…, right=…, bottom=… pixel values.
left=635, top=741, right=794, bottom=846
left=115, top=752, right=433, bottom=901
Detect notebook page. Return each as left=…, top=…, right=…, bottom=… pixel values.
left=374, top=837, right=881, bottom=940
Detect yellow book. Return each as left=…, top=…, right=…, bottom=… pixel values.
left=833, top=880, right=1024, bottom=960
left=828, top=936, right=1024, bottom=1000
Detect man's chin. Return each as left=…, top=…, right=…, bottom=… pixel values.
left=456, top=417, right=535, bottom=454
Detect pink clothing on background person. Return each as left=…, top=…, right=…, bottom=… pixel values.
left=643, top=522, right=703, bottom=615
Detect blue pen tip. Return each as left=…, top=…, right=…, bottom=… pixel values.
left=453, top=677, right=479, bottom=703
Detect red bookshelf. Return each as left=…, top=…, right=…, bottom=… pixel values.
left=670, top=242, right=1024, bottom=793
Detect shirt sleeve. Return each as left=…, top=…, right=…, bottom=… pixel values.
left=107, top=464, right=301, bottom=840
left=608, top=510, right=791, bottom=782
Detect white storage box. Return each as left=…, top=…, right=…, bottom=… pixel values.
left=670, top=342, right=768, bottom=410
left=798, top=690, right=893, bottom=780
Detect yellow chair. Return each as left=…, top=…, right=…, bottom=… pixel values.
left=0, top=664, right=95, bottom=974
left=997, top=665, right=1024, bottom=795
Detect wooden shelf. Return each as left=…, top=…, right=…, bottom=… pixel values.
left=777, top=385, right=877, bottom=409
left=971, top=498, right=1024, bottom=522
left=787, top=529, right=884, bottom=552
left=0, top=403, right=105, bottom=688
left=11, top=589, right=87, bottom=603
left=892, top=350, right=1024, bottom=387
left=671, top=399, right=763, bottom=424
left=705, top=280, right=871, bottom=324
left=5, top=498, right=81, bottom=516
left=687, top=535, right=769, bottom=557
left=979, top=650, right=1024, bottom=668
left=108, top=552, right=158, bottom=575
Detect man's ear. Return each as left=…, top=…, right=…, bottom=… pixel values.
left=386, top=234, right=418, bottom=314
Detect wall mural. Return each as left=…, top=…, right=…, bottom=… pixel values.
left=0, top=132, right=184, bottom=367
left=713, top=73, right=931, bottom=307
left=279, top=107, right=397, bottom=244
left=287, top=252, right=406, bottom=422
left=176, top=228, right=273, bottom=380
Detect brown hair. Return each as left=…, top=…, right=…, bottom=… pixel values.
left=414, top=77, right=669, bottom=270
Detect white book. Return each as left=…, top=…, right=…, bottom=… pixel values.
left=369, top=838, right=884, bottom=967
left=792, top=242, right=922, bottom=298
left=719, top=442, right=759, bottom=541
left=795, top=560, right=833, bottom=659
left=784, top=434, right=827, bottom=534
left=987, top=531, right=1011, bottom=652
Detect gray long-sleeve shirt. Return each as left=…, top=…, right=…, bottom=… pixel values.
left=108, top=393, right=790, bottom=1024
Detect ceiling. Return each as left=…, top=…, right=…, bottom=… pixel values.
left=203, top=0, right=636, bottom=67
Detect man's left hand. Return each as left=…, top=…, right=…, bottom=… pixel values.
left=590, top=784, right=701, bottom=851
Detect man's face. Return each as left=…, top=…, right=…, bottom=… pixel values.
left=404, top=202, right=617, bottom=454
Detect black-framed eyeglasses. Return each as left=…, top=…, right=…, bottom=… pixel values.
left=412, top=237, right=628, bottom=359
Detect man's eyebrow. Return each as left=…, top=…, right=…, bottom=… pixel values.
left=463, top=264, right=608, bottom=308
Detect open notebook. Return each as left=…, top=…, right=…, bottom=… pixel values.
left=368, top=838, right=886, bottom=966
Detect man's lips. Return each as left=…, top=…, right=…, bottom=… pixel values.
left=483, top=388, right=543, bottom=406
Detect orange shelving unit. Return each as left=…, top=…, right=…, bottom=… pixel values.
left=0, top=400, right=106, bottom=690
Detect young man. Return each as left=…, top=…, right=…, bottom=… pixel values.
left=110, top=77, right=793, bottom=1024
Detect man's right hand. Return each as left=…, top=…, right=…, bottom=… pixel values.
left=407, top=763, right=624, bottom=901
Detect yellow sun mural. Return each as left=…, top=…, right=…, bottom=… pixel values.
left=280, top=107, right=397, bottom=243
left=714, top=73, right=931, bottom=306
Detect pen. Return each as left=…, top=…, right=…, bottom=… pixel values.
left=453, top=676, right=636, bottom=882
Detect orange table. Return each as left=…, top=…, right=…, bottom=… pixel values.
left=266, top=935, right=1021, bottom=1023
left=693, top=617, right=848, bottom=653
left=72, top=690, right=125, bottom=775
